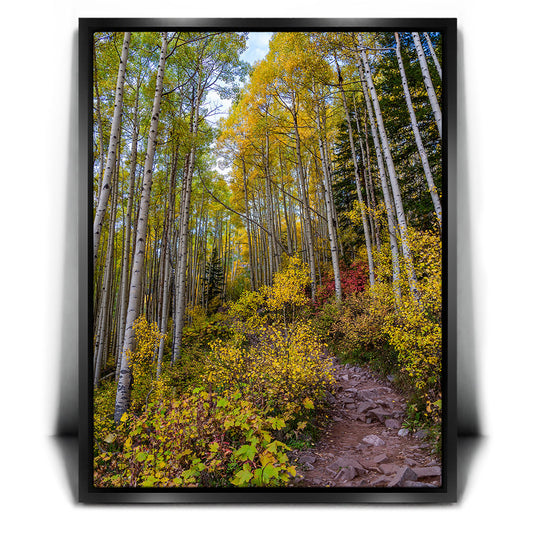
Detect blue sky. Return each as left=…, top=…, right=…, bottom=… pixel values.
left=240, top=32, right=273, bottom=65
left=206, top=32, right=273, bottom=125
left=208, top=31, right=273, bottom=174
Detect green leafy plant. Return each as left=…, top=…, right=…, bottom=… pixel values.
left=94, top=388, right=297, bottom=488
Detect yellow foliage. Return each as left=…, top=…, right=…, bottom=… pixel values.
left=205, top=320, right=335, bottom=419
left=228, top=255, right=310, bottom=337
left=94, top=388, right=297, bottom=488
left=265, top=255, right=310, bottom=313
left=227, top=288, right=268, bottom=342
left=384, top=229, right=442, bottom=404
left=127, top=316, right=167, bottom=411
left=335, top=283, right=394, bottom=353
left=320, top=228, right=442, bottom=425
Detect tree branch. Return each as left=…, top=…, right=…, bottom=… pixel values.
left=196, top=172, right=290, bottom=255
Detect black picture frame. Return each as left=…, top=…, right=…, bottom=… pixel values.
left=79, top=17, right=457, bottom=503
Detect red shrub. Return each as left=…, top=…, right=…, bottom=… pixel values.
left=316, top=262, right=368, bottom=307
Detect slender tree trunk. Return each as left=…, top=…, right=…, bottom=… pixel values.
left=172, top=154, right=193, bottom=363
left=395, top=33, right=442, bottom=227
left=357, top=52, right=402, bottom=304
left=293, top=111, right=317, bottom=301
left=93, top=32, right=131, bottom=264
left=242, top=159, right=256, bottom=290
left=279, top=165, right=293, bottom=255
left=114, top=33, right=168, bottom=424
left=156, top=151, right=177, bottom=378
left=412, top=32, right=442, bottom=138
left=94, top=170, right=118, bottom=386
left=423, top=32, right=442, bottom=80
left=336, top=63, right=375, bottom=286
left=315, top=101, right=342, bottom=301
left=115, top=85, right=141, bottom=381
left=323, top=138, right=345, bottom=260
left=361, top=48, right=419, bottom=301
left=263, top=138, right=275, bottom=284
left=93, top=46, right=106, bottom=200
left=354, top=100, right=381, bottom=253
left=172, top=75, right=202, bottom=364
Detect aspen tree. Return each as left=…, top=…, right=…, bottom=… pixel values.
left=314, top=99, right=342, bottom=301
left=94, top=32, right=131, bottom=264
left=412, top=32, right=442, bottom=138
left=172, top=76, right=201, bottom=364
left=424, top=32, right=442, bottom=80
left=395, top=33, right=442, bottom=227
left=354, top=99, right=380, bottom=252
left=94, top=164, right=118, bottom=386
left=114, top=79, right=141, bottom=381
left=335, top=60, right=375, bottom=286
left=114, top=32, right=168, bottom=423
left=356, top=52, right=402, bottom=304
left=360, top=47, right=419, bottom=301
left=156, top=151, right=177, bottom=378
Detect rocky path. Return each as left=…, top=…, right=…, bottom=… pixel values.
left=289, top=359, right=441, bottom=488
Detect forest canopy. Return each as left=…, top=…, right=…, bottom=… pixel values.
left=91, top=30, right=444, bottom=488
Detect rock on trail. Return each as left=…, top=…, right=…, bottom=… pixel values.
left=289, top=359, right=441, bottom=488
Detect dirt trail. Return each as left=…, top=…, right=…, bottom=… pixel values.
left=289, top=358, right=441, bottom=488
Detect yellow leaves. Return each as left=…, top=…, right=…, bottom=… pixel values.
left=204, top=319, right=335, bottom=421
left=302, top=398, right=314, bottom=410
left=124, top=316, right=167, bottom=411
left=103, top=433, right=117, bottom=444
left=260, top=255, right=311, bottom=313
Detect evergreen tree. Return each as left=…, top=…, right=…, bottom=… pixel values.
left=203, top=246, right=225, bottom=313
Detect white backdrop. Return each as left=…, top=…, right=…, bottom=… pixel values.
left=1, top=0, right=531, bottom=529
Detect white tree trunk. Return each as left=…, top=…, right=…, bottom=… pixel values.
left=156, top=155, right=177, bottom=378
left=94, top=174, right=117, bottom=386
left=156, top=244, right=171, bottom=378
left=353, top=97, right=381, bottom=253
left=361, top=49, right=419, bottom=302
left=412, top=32, right=442, bottom=138
left=294, top=119, right=317, bottom=302
left=114, top=83, right=141, bottom=382
left=395, top=33, right=442, bottom=227
left=242, top=160, right=257, bottom=290
left=114, top=33, right=168, bottom=423
left=172, top=76, right=202, bottom=364
left=357, top=55, right=402, bottom=304
left=336, top=66, right=375, bottom=286
left=424, top=32, right=442, bottom=80
left=93, top=32, right=131, bottom=264
left=315, top=103, right=342, bottom=301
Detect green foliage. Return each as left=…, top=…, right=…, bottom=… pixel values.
left=224, top=265, right=251, bottom=302
left=94, top=388, right=296, bottom=488
left=93, top=381, right=117, bottom=455
left=182, top=305, right=231, bottom=349
left=203, top=246, right=225, bottom=314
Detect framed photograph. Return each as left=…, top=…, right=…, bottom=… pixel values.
left=79, top=18, right=457, bottom=503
